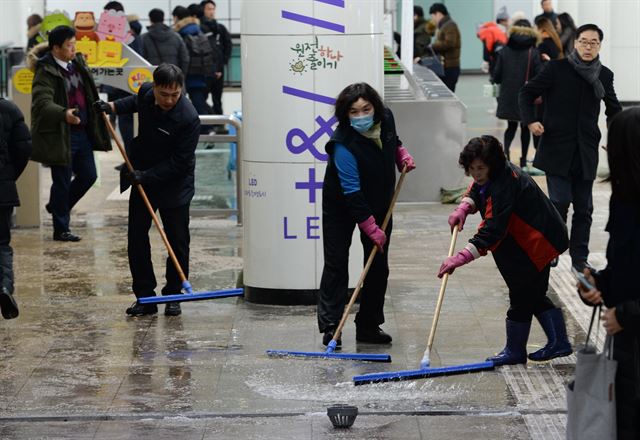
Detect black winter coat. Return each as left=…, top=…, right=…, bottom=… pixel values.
left=492, top=26, right=541, bottom=121
left=114, top=83, right=200, bottom=209
left=323, top=108, right=401, bottom=224
left=0, top=99, right=31, bottom=207
left=592, top=197, right=640, bottom=412
left=464, top=162, right=568, bottom=272
left=519, top=58, right=622, bottom=179
left=140, top=24, right=190, bottom=74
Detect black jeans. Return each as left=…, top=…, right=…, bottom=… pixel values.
left=187, top=86, right=211, bottom=134
left=0, top=207, right=14, bottom=293
left=48, top=130, right=97, bottom=233
left=546, top=174, right=594, bottom=267
left=493, top=237, right=556, bottom=322
left=317, top=210, right=391, bottom=333
left=127, top=189, right=190, bottom=298
left=207, top=71, right=224, bottom=115
left=441, top=66, right=460, bottom=92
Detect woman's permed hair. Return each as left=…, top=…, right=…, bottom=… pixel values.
left=606, top=107, right=640, bottom=202
left=458, top=135, right=507, bottom=179
left=334, top=82, right=385, bottom=127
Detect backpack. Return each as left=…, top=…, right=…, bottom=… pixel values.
left=183, top=33, right=216, bottom=76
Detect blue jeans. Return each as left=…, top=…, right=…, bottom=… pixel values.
left=187, top=87, right=211, bottom=134
left=48, top=130, right=97, bottom=233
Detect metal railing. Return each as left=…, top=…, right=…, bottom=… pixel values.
left=197, top=114, right=243, bottom=225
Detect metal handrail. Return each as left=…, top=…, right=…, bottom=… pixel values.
left=197, top=114, right=243, bottom=225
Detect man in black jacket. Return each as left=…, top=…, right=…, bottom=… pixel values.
left=95, top=64, right=200, bottom=317
left=200, top=0, right=232, bottom=121
left=519, top=24, right=621, bottom=271
left=0, top=99, right=32, bottom=319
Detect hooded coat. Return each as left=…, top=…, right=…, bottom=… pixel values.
left=431, top=15, right=461, bottom=69
left=27, top=43, right=111, bottom=166
left=492, top=26, right=541, bottom=121
left=140, top=23, right=189, bottom=73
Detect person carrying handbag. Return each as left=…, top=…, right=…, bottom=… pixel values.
left=577, top=107, right=640, bottom=440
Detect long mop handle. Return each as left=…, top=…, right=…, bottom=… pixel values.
left=101, top=113, right=193, bottom=293
left=327, top=165, right=408, bottom=353
left=420, top=225, right=459, bottom=367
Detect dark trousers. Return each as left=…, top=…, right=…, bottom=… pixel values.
left=127, top=189, right=190, bottom=298
left=613, top=331, right=640, bottom=440
left=546, top=174, right=594, bottom=267
left=48, top=130, right=97, bottom=233
left=493, top=239, right=556, bottom=322
left=441, top=66, right=460, bottom=92
left=0, top=207, right=14, bottom=293
left=207, top=72, right=224, bottom=115
left=317, top=211, right=391, bottom=333
left=187, top=86, right=211, bottom=134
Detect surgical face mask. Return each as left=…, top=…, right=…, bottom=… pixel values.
left=350, top=113, right=374, bottom=133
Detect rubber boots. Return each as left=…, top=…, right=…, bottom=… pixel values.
left=486, top=319, right=531, bottom=366
left=528, top=308, right=573, bottom=361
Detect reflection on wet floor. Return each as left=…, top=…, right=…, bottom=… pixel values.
left=0, top=76, right=611, bottom=439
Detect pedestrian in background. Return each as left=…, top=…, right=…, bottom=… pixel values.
left=477, top=6, right=508, bottom=74
left=535, top=16, right=563, bottom=61
left=140, top=8, right=190, bottom=74
left=428, top=3, right=461, bottom=92
left=26, top=14, right=42, bottom=51
left=519, top=23, right=622, bottom=271
left=0, top=98, right=32, bottom=320
left=557, top=13, right=577, bottom=56
left=578, top=107, right=640, bottom=440
left=413, top=5, right=435, bottom=59
left=492, top=19, right=541, bottom=169
left=95, top=64, right=200, bottom=317
left=28, top=25, right=111, bottom=242
left=441, top=135, right=571, bottom=366
left=318, top=82, right=415, bottom=347
left=535, top=0, right=558, bottom=28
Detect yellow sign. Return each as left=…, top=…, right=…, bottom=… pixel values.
left=12, top=68, right=35, bottom=95
left=128, top=68, right=153, bottom=93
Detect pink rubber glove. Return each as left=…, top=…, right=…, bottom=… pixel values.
left=358, top=216, right=387, bottom=253
left=437, top=249, right=475, bottom=278
left=447, top=201, right=474, bottom=232
left=395, top=145, right=416, bottom=172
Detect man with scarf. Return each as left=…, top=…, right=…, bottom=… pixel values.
left=519, top=23, right=621, bottom=272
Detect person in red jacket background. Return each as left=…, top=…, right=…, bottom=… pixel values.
left=477, top=7, right=508, bottom=73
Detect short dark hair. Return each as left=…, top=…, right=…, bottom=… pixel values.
left=188, top=3, right=203, bottom=19
left=172, top=6, right=190, bottom=20
left=513, top=19, right=532, bottom=28
left=103, top=1, right=124, bottom=12
left=429, top=3, right=448, bottom=16
left=334, top=82, right=385, bottom=128
left=458, top=135, right=507, bottom=180
left=149, top=8, right=165, bottom=24
left=153, top=63, right=185, bottom=88
left=606, top=107, right=640, bottom=202
left=576, top=23, right=603, bottom=42
left=200, top=0, right=216, bottom=7
left=48, top=26, right=76, bottom=50
left=414, top=6, right=424, bottom=18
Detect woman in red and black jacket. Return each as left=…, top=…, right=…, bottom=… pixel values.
left=439, top=135, right=571, bottom=366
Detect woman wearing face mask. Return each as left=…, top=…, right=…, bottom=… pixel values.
left=440, top=135, right=571, bottom=366
left=317, top=82, right=416, bottom=347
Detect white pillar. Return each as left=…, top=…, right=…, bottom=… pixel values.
left=400, top=0, right=413, bottom=74
left=241, top=0, right=384, bottom=302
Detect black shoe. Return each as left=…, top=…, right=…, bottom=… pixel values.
left=45, top=203, right=52, bottom=214
left=0, top=287, right=19, bottom=320
left=125, top=302, right=158, bottom=316
left=53, top=231, right=81, bottom=242
left=165, top=302, right=182, bottom=316
left=322, top=328, right=342, bottom=348
left=114, top=163, right=125, bottom=171
left=356, top=326, right=392, bottom=344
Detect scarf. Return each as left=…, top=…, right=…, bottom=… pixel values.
left=361, top=122, right=382, bottom=149
left=567, top=50, right=605, bottom=99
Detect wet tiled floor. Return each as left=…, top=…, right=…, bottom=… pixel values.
left=0, top=76, right=613, bottom=439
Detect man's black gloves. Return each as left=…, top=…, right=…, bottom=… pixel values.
left=93, top=100, right=113, bottom=114
left=126, top=170, right=146, bottom=185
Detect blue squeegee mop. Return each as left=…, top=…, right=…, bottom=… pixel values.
left=266, top=166, right=409, bottom=363
left=353, top=225, right=495, bottom=384
left=102, top=114, right=243, bottom=303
